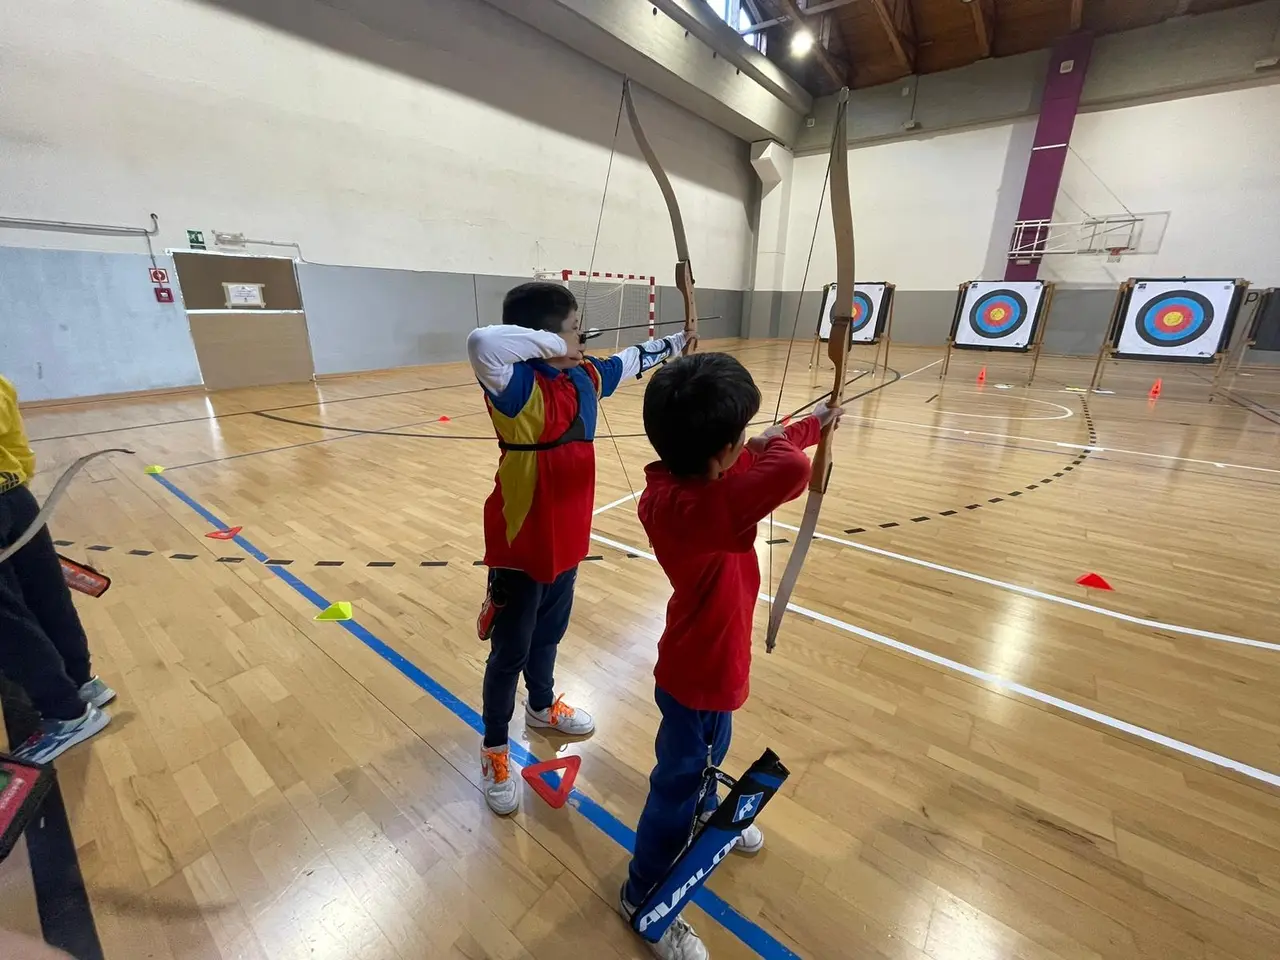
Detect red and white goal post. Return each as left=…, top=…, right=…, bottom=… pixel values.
left=536, top=269, right=656, bottom=345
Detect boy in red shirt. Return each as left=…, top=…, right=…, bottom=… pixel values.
left=619, top=352, right=840, bottom=960
left=468, top=282, right=687, bottom=815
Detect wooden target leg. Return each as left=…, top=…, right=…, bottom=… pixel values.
left=939, top=339, right=954, bottom=381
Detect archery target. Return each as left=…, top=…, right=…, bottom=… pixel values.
left=1114, top=279, right=1239, bottom=360
left=953, top=281, right=1047, bottom=351
left=818, top=283, right=890, bottom=343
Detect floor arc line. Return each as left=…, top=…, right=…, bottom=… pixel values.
left=586, top=535, right=1280, bottom=789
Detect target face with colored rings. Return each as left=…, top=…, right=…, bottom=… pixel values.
left=851, top=291, right=874, bottom=332
left=968, top=290, right=1028, bottom=339
left=1136, top=291, right=1213, bottom=348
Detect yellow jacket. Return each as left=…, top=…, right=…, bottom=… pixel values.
left=0, top=375, right=35, bottom=493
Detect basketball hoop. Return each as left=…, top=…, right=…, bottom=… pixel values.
left=1106, top=247, right=1126, bottom=263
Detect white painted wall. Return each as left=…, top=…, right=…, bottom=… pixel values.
left=782, top=124, right=1016, bottom=292
left=1044, top=84, right=1280, bottom=288
left=0, top=0, right=754, bottom=289
left=781, top=81, right=1280, bottom=293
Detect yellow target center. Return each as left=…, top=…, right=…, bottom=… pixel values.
left=1161, top=311, right=1185, bottom=328
left=989, top=307, right=1007, bottom=322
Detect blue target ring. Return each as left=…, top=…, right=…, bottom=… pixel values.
left=851, top=291, right=875, bottom=333
left=968, top=290, right=1028, bottom=339
left=1136, top=291, right=1213, bottom=348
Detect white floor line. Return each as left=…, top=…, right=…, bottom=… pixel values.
left=588, top=533, right=1280, bottom=789
left=593, top=493, right=640, bottom=516
left=770, top=521, right=1279, bottom=653
left=924, top=395, right=1076, bottom=421
left=843, top=416, right=1280, bottom=475
left=899, top=358, right=943, bottom=379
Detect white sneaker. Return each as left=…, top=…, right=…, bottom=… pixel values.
left=525, top=695, right=595, bottom=736
left=699, top=810, right=764, bottom=854
left=618, top=883, right=709, bottom=960
left=480, top=744, right=519, bottom=815
left=13, top=705, right=110, bottom=764
left=78, top=676, right=116, bottom=708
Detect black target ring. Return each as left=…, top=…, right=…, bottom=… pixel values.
left=968, top=289, right=1029, bottom=340
left=1135, top=290, right=1214, bottom=348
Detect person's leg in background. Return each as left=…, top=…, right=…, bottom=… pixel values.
left=3, top=485, right=112, bottom=706
left=523, top=565, right=594, bottom=735
left=479, top=568, right=541, bottom=814
left=0, top=489, right=109, bottom=763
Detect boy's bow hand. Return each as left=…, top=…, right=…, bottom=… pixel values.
left=813, top=401, right=845, bottom=430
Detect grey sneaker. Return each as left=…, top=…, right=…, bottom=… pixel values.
left=480, top=744, right=519, bottom=815
left=13, top=705, right=111, bottom=764
left=698, top=809, right=764, bottom=854
left=78, top=676, right=116, bottom=708
left=619, top=883, right=709, bottom=960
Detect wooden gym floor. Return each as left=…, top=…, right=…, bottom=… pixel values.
left=2, top=340, right=1279, bottom=959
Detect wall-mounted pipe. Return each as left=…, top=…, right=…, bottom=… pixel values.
left=0, top=213, right=159, bottom=237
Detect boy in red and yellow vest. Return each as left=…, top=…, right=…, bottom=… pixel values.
left=467, top=282, right=687, bottom=814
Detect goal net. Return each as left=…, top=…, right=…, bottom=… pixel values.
left=537, top=270, right=655, bottom=346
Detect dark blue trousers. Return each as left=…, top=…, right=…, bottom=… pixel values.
left=481, top=566, right=577, bottom=747
left=0, top=486, right=93, bottom=720
left=626, top=685, right=732, bottom=904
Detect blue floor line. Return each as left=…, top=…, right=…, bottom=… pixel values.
left=151, top=473, right=798, bottom=959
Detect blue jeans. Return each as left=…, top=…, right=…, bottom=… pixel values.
left=626, top=685, right=732, bottom=904
left=481, top=566, right=577, bottom=747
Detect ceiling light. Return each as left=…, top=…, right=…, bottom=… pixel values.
left=790, top=29, right=814, bottom=56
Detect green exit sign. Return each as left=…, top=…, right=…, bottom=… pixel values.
left=187, top=229, right=205, bottom=249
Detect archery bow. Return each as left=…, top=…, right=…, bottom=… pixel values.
left=0, top=448, right=134, bottom=565
left=764, top=88, right=853, bottom=653
left=622, top=80, right=698, bottom=355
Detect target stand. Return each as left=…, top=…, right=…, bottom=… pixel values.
left=809, top=282, right=896, bottom=378
left=1225, top=287, right=1280, bottom=385
left=939, top=280, right=1056, bottom=385
left=1089, top=277, right=1250, bottom=398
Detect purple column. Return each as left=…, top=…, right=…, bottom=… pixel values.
left=1005, top=32, right=1094, bottom=281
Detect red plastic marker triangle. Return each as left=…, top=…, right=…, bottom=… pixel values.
left=1076, top=572, right=1113, bottom=591
left=205, top=526, right=243, bottom=540
left=521, top=754, right=581, bottom=809
left=437, top=415, right=451, bottom=422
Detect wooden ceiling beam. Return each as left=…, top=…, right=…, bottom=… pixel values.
left=1070, top=0, right=1084, bottom=31
left=869, top=0, right=915, bottom=73
left=969, top=0, right=994, bottom=59
left=774, top=0, right=848, bottom=87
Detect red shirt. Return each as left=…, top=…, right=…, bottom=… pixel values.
left=639, top=416, right=822, bottom=711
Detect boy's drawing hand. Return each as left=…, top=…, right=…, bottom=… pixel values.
left=747, top=424, right=786, bottom=454
left=813, top=401, right=845, bottom=430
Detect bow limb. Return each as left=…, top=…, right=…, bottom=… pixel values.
left=0, top=448, right=134, bottom=565
left=622, top=80, right=698, bottom=355
left=765, top=88, right=853, bottom=653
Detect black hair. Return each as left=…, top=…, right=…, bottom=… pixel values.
left=643, top=353, right=761, bottom=477
left=502, top=282, right=578, bottom=333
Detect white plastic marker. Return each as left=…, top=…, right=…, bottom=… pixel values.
left=770, top=521, right=1280, bottom=654
left=588, top=532, right=1280, bottom=789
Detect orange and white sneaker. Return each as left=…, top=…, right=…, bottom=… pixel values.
left=480, top=744, right=519, bottom=815
left=525, top=695, right=595, bottom=736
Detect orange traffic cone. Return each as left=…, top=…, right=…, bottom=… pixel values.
left=1148, top=378, right=1162, bottom=399
left=977, top=366, right=987, bottom=385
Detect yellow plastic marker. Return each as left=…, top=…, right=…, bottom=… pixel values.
left=314, top=601, right=353, bottom=622
left=144, top=465, right=165, bottom=475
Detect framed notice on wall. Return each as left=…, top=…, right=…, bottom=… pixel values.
left=223, top=282, right=266, bottom=308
